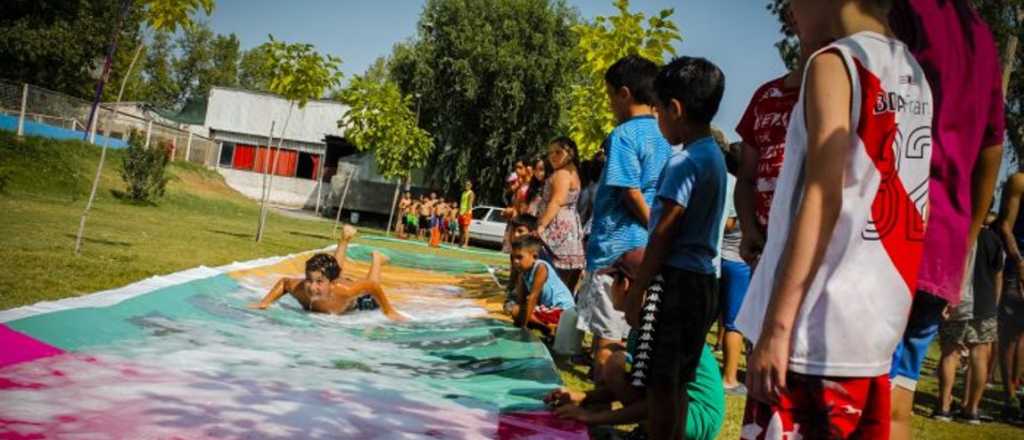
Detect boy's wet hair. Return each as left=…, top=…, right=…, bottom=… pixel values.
left=605, top=55, right=660, bottom=106
left=654, top=56, right=725, bottom=125
left=306, top=253, right=341, bottom=281
left=511, top=235, right=544, bottom=254
left=510, top=214, right=538, bottom=232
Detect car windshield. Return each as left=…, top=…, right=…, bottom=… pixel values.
left=472, top=208, right=490, bottom=220
left=485, top=210, right=505, bottom=223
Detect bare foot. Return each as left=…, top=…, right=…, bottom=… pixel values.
left=371, top=251, right=391, bottom=266
left=340, top=225, right=358, bottom=243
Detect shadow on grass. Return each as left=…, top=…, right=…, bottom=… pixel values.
left=207, top=229, right=252, bottom=239
left=110, top=189, right=159, bottom=207
left=287, top=230, right=332, bottom=241
left=62, top=233, right=131, bottom=247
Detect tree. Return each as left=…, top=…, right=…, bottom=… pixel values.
left=254, top=35, right=343, bottom=242
left=389, top=0, right=580, bottom=203
left=173, top=20, right=214, bottom=105
left=204, top=33, right=241, bottom=91
left=567, top=0, right=682, bottom=158
left=75, top=0, right=214, bottom=256
left=139, top=31, right=180, bottom=107
left=339, top=73, right=434, bottom=235
left=0, top=0, right=145, bottom=98
left=239, top=43, right=276, bottom=92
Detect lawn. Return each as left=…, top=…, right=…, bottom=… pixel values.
left=1, top=132, right=1020, bottom=438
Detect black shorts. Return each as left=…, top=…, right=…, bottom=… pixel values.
left=630, top=266, right=718, bottom=389
left=999, top=295, right=1024, bottom=338
left=350, top=294, right=379, bottom=311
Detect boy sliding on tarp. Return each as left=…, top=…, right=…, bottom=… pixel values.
left=249, top=225, right=408, bottom=321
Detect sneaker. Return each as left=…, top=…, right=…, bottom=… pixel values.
left=931, top=409, right=953, bottom=422
left=622, top=427, right=648, bottom=440
left=724, top=383, right=748, bottom=396
left=956, top=411, right=982, bottom=425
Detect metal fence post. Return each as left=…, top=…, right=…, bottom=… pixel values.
left=17, top=83, right=28, bottom=137
left=216, top=141, right=224, bottom=169
left=315, top=151, right=326, bottom=215
left=185, top=132, right=193, bottom=162
left=144, top=120, right=152, bottom=148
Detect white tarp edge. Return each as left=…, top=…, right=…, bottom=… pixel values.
left=0, top=246, right=339, bottom=323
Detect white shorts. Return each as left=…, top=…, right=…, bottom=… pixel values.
left=575, top=271, right=631, bottom=340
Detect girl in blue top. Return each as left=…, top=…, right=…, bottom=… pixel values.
left=508, top=236, right=575, bottom=333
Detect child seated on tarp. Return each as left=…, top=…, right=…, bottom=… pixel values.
left=503, top=214, right=541, bottom=314
left=249, top=225, right=408, bottom=321
left=544, top=248, right=725, bottom=439
left=505, top=236, right=579, bottom=352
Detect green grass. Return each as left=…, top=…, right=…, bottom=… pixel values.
left=1, top=132, right=1021, bottom=438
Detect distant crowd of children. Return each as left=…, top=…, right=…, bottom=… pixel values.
left=394, top=181, right=475, bottom=248
left=491, top=1, right=1019, bottom=439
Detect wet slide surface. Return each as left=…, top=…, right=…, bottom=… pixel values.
left=0, top=245, right=585, bottom=439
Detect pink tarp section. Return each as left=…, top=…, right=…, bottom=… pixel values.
left=0, top=324, right=62, bottom=369
left=497, top=411, right=589, bottom=439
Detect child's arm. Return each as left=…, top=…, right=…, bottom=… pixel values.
left=623, top=199, right=686, bottom=327
left=515, top=264, right=548, bottom=330
left=998, top=174, right=1024, bottom=270
left=344, top=281, right=408, bottom=321
left=249, top=278, right=297, bottom=309
left=735, top=142, right=765, bottom=265
left=621, top=188, right=651, bottom=226
left=553, top=398, right=646, bottom=426
left=747, top=51, right=850, bottom=405
left=538, top=172, right=570, bottom=233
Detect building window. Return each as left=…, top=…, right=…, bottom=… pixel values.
left=219, top=142, right=235, bottom=167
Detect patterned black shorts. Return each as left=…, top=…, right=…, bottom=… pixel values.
left=352, top=295, right=379, bottom=311
left=630, top=266, right=718, bottom=388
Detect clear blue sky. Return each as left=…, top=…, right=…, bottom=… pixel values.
left=206, top=0, right=789, bottom=141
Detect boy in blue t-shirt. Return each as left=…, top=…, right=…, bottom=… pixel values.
left=621, top=56, right=727, bottom=440
left=578, top=55, right=673, bottom=379
left=508, top=236, right=575, bottom=335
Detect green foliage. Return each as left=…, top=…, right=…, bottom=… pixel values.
left=765, top=0, right=800, bottom=71
left=262, top=35, right=343, bottom=108
left=140, top=31, right=181, bottom=107
left=0, top=0, right=146, bottom=98
left=567, top=0, right=682, bottom=158
left=120, top=131, right=170, bottom=202
left=338, top=74, right=434, bottom=181
left=140, top=0, right=214, bottom=33
left=239, top=43, right=276, bottom=92
left=389, top=0, right=580, bottom=202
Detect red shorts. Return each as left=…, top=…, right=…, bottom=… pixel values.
left=533, top=306, right=563, bottom=326
left=459, top=212, right=472, bottom=230
left=741, top=373, right=890, bottom=440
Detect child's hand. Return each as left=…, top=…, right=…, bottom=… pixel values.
left=544, top=387, right=584, bottom=407
left=248, top=303, right=268, bottom=310
left=386, top=310, right=411, bottom=322
left=746, top=328, right=792, bottom=405
left=553, top=404, right=592, bottom=424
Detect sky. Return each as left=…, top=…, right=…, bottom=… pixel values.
left=205, top=0, right=790, bottom=141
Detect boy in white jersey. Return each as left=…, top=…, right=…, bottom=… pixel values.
left=734, top=0, right=933, bottom=438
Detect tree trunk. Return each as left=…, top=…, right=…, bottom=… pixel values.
left=256, top=103, right=295, bottom=242
left=74, top=21, right=141, bottom=256
left=255, top=121, right=276, bottom=239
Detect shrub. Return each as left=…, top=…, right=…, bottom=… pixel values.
left=120, top=131, right=170, bottom=202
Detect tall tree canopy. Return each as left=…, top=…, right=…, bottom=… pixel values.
left=389, top=0, right=580, bottom=203
left=567, top=0, right=681, bottom=158
left=0, top=0, right=144, bottom=97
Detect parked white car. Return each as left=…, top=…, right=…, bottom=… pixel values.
left=468, top=206, right=507, bottom=247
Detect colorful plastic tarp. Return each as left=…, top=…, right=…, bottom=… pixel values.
left=0, top=245, right=585, bottom=439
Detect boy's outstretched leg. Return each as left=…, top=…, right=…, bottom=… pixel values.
left=367, top=251, right=390, bottom=282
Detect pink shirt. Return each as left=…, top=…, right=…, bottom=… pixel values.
left=891, top=0, right=1006, bottom=304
